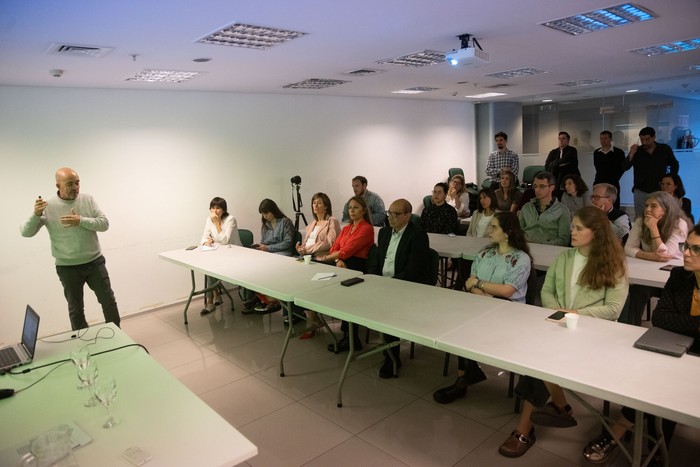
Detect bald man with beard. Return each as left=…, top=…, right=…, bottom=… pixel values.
left=21, top=167, right=120, bottom=330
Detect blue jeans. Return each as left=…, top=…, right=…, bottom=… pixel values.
left=55, top=255, right=120, bottom=330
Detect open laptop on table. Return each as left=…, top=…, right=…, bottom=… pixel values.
left=0, top=305, right=40, bottom=372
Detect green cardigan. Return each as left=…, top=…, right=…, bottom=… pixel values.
left=541, top=248, right=628, bottom=320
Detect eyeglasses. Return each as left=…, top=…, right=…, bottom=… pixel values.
left=386, top=211, right=408, bottom=218
left=590, top=195, right=609, bottom=200
left=681, top=243, right=700, bottom=256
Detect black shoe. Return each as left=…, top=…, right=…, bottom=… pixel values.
left=243, top=297, right=261, bottom=310
left=327, top=337, right=363, bottom=353
left=531, top=402, right=578, bottom=428
left=433, top=377, right=468, bottom=404
left=464, top=362, right=488, bottom=386
left=254, top=302, right=281, bottom=314
left=200, top=303, right=216, bottom=316
left=378, top=356, right=402, bottom=378
left=283, top=314, right=302, bottom=326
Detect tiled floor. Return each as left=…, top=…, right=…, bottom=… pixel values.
left=120, top=294, right=700, bottom=467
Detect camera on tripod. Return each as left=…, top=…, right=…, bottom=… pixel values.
left=290, top=175, right=307, bottom=231
left=290, top=175, right=302, bottom=185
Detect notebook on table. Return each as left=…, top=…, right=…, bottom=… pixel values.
left=633, top=326, right=694, bottom=357
left=0, top=305, right=40, bottom=371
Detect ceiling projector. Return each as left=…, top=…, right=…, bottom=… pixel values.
left=446, top=47, right=490, bottom=67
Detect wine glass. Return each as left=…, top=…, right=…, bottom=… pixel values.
left=70, top=347, right=91, bottom=389
left=93, top=376, right=119, bottom=429
left=77, top=363, right=99, bottom=407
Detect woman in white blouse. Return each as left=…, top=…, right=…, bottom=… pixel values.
left=446, top=174, right=471, bottom=218
left=467, top=189, right=497, bottom=237
left=625, top=190, right=688, bottom=325
left=200, top=197, right=241, bottom=315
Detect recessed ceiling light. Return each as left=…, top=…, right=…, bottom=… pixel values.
left=197, top=23, right=307, bottom=50
left=541, top=3, right=656, bottom=36
left=556, top=79, right=606, bottom=87
left=626, top=89, right=639, bottom=93
left=377, top=50, right=445, bottom=67
left=486, top=68, right=548, bottom=79
left=465, top=92, right=507, bottom=99
left=629, top=37, right=700, bottom=56
left=392, top=87, right=440, bottom=94
left=282, top=78, right=350, bottom=89
left=126, top=69, right=202, bottom=83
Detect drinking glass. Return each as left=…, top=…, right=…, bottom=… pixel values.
left=77, top=363, right=99, bottom=407
left=93, top=376, right=119, bottom=428
left=70, top=347, right=91, bottom=389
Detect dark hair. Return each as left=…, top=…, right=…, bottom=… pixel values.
left=209, top=197, right=229, bottom=220
left=558, top=131, right=570, bottom=140
left=352, top=175, right=368, bottom=185
left=639, top=126, right=656, bottom=137
left=691, top=223, right=700, bottom=238
left=493, top=211, right=531, bottom=258
left=641, top=191, right=685, bottom=244
left=434, top=182, right=449, bottom=194
left=499, top=171, right=517, bottom=197
left=661, top=173, right=686, bottom=198
left=562, top=174, right=589, bottom=197
left=310, top=192, right=333, bottom=220
left=347, top=195, right=372, bottom=224
left=573, top=206, right=626, bottom=289
left=495, top=131, right=508, bottom=141
left=478, top=188, right=498, bottom=213
left=258, top=198, right=288, bottom=228
left=534, top=171, right=555, bottom=185
left=600, top=130, right=612, bottom=139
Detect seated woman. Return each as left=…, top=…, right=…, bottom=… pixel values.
left=625, top=191, right=688, bottom=326
left=466, top=189, right=498, bottom=237
left=560, top=174, right=590, bottom=215
left=499, top=206, right=628, bottom=458
left=582, top=223, right=700, bottom=464
left=295, top=192, right=340, bottom=338
left=660, top=173, right=694, bottom=224
left=433, top=212, right=531, bottom=404
left=316, top=196, right=375, bottom=352
left=245, top=199, right=295, bottom=314
left=200, top=197, right=242, bottom=315
left=446, top=174, right=471, bottom=219
left=494, top=170, right=521, bottom=213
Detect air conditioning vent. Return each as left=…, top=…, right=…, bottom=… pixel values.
left=344, top=68, right=384, bottom=77
left=46, top=43, right=114, bottom=58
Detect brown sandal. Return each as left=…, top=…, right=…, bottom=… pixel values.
left=498, top=428, right=536, bottom=458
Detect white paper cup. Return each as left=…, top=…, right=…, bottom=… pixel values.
left=565, top=313, right=579, bottom=329
left=303, top=255, right=312, bottom=265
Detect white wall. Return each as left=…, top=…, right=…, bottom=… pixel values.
left=0, top=86, right=476, bottom=342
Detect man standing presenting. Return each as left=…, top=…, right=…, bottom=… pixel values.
left=21, top=167, right=120, bottom=330
left=593, top=130, right=626, bottom=210
left=590, top=183, right=631, bottom=242
left=623, top=126, right=679, bottom=218
left=342, top=175, right=386, bottom=226
left=369, top=199, right=432, bottom=378
left=485, top=132, right=519, bottom=187
left=545, top=131, right=579, bottom=191
left=519, top=171, right=570, bottom=246
left=420, top=182, right=459, bottom=235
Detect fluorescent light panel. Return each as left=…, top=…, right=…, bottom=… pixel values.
left=198, top=23, right=306, bottom=50
left=465, top=92, right=507, bottom=99
left=556, top=79, right=606, bottom=87
left=541, top=3, right=656, bottom=36
left=392, top=87, right=440, bottom=94
left=377, top=50, right=445, bottom=67
left=629, top=37, right=700, bottom=56
left=486, top=68, right=548, bottom=79
left=126, top=69, right=202, bottom=83
left=283, top=79, right=350, bottom=89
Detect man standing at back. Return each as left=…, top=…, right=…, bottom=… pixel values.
left=623, top=126, right=679, bottom=218
left=342, top=175, right=386, bottom=226
left=369, top=199, right=431, bottom=378
left=518, top=171, right=570, bottom=246
left=21, top=167, right=120, bottom=330
left=545, top=131, right=579, bottom=192
left=593, top=130, right=626, bottom=210
left=485, top=132, right=519, bottom=188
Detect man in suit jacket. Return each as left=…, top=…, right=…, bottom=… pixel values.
left=545, top=131, right=580, bottom=193
left=368, top=198, right=432, bottom=378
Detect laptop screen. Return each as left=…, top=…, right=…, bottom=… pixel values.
left=21, top=305, right=40, bottom=358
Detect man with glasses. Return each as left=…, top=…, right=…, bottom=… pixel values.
left=623, top=126, right=679, bottom=218
left=518, top=171, right=570, bottom=246
left=420, top=182, right=459, bottom=235
left=593, top=130, right=626, bottom=210
left=590, top=183, right=631, bottom=242
left=369, top=199, right=431, bottom=378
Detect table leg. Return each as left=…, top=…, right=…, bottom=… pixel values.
left=336, top=323, right=356, bottom=408
left=279, top=301, right=295, bottom=377
left=632, top=410, right=643, bottom=467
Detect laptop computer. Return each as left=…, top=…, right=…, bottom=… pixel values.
left=0, top=305, right=40, bottom=371
left=633, top=326, right=695, bottom=358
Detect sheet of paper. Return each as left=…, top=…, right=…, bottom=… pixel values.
left=312, top=272, right=337, bottom=281
left=199, top=244, right=219, bottom=251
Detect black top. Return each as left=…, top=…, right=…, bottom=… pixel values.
left=623, top=142, right=679, bottom=193
left=652, top=267, right=700, bottom=349
left=420, top=202, right=459, bottom=235
left=545, top=145, right=580, bottom=189
left=593, top=146, right=626, bottom=186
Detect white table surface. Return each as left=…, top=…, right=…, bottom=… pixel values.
left=0, top=324, right=257, bottom=466
left=436, top=304, right=700, bottom=429
left=159, top=245, right=363, bottom=302
left=427, top=233, right=490, bottom=259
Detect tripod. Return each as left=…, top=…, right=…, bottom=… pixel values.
left=292, top=182, right=307, bottom=232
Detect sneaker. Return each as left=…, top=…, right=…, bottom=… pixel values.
left=200, top=303, right=216, bottom=316
left=531, top=402, right=578, bottom=428
left=583, top=432, right=617, bottom=463
left=433, top=377, right=468, bottom=404
left=498, top=428, right=536, bottom=458
left=254, top=301, right=281, bottom=314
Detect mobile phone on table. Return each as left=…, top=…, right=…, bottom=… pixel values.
left=185, top=245, right=198, bottom=251
left=545, top=310, right=567, bottom=322
left=659, top=264, right=674, bottom=271
left=341, top=277, right=364, bottom=287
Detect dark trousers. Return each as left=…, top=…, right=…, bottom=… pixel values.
left=56, top=255, right=120, bottom=330
left=628, top=285, right=661, bottom=326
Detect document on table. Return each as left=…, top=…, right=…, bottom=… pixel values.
left=199, top=244, right=219, bottom=251
left=312, top=272, right=337, bottom=281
